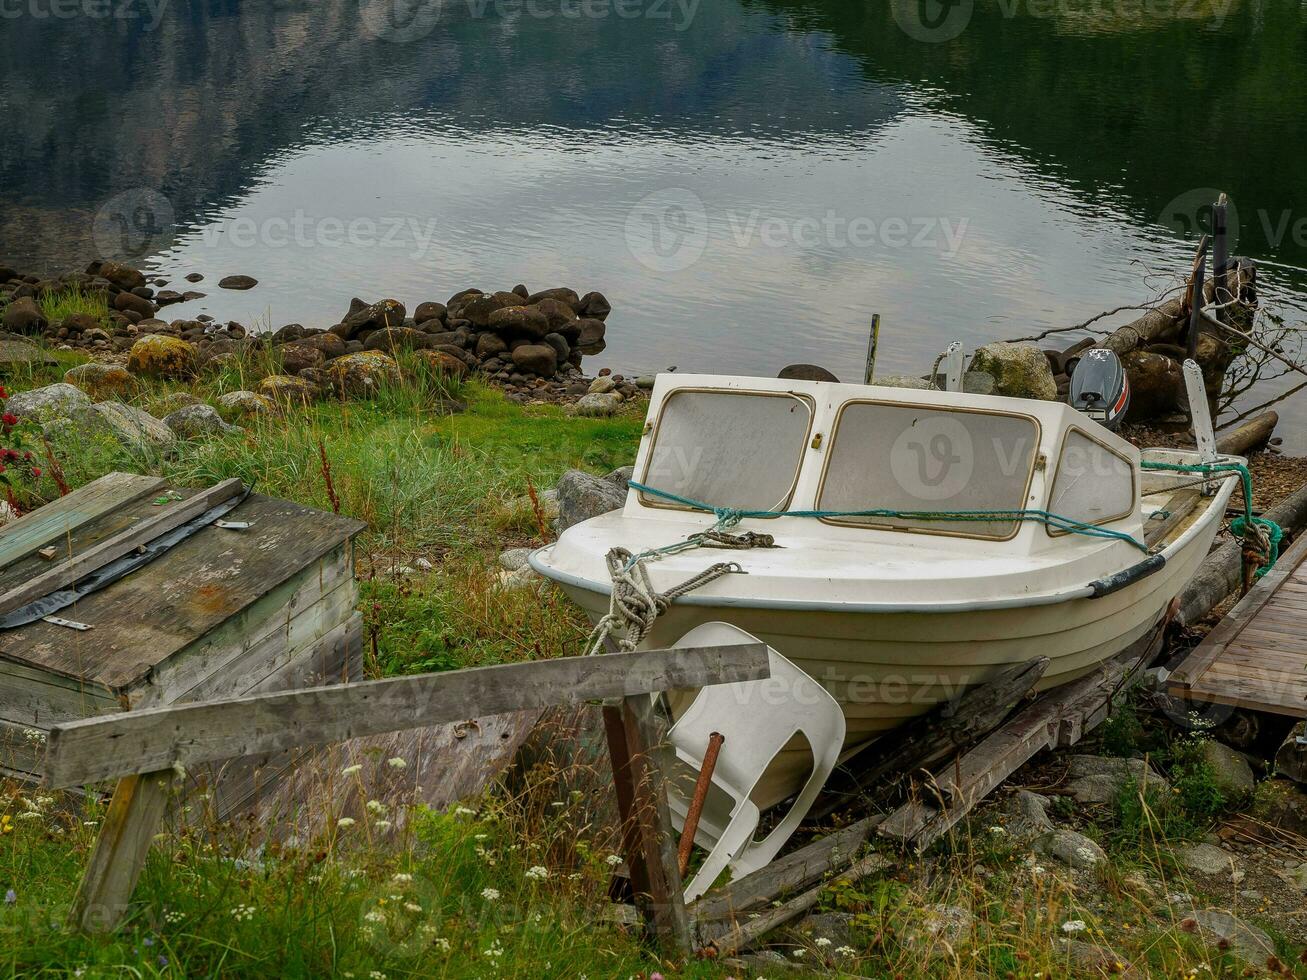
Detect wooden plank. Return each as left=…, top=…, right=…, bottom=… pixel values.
left=604, top=704, right=654, bottom=904
left=0, top=657, right=118, bottom=727
left=0, top=473, right=165, bottom=569
left=0, top=479, right=245, bottom=617
left=43, top=644, right=771, bottom=787
left=0, top=494, right=365, bottom=688
left=69, top=770, right=174, bottom=933
left=618, top=693, right=690, bottom=954
left=1143, top=489, right=1202, bottom=549
left=1169, top=530, right=1307, bottom=691
left=691, top=815, right=884, bottom=932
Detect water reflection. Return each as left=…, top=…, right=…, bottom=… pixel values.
left=1, top=0, right=1305, bottom=445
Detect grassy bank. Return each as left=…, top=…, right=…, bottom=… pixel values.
left=2, top=354, right=1305, bottom=978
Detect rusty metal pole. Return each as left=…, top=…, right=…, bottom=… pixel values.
left=677, top=731, right=725, bottom=878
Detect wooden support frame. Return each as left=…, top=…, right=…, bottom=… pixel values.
left=43, top=643, right=769, bottom=938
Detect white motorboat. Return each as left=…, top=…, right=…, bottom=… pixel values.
left=531, top=372, right=1241, bottom=808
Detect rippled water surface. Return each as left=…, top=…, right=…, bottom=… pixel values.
left=3, top=0, right=1306, bottom=444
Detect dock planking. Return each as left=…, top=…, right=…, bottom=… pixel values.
left=1168, top=530, right=1307, bottom=716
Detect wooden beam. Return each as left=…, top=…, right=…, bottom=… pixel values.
left=0, top=472, right=166, bottom=568
left=43, top=643, right=771, bottom=787
left=1143, top=489, right=1202, bottom=549
left=0, top=479, right=245, bottom=616
left=69, top=770, right=174, bottom=933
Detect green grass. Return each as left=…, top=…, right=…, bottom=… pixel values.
left=37, top=286, right=110, bottom=328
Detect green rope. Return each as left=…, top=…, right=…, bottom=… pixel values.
left=1139, top=459, right=1282, bottom=577
left=625, top=480, right=1149, bottom=566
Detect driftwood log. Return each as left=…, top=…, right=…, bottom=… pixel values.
left=1215, top=411, right=1278, bottom=456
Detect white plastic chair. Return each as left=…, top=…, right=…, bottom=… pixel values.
left=661, top=622, right=845, bottom=901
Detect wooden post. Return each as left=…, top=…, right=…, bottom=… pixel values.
left=69, top=770, right=174, bottom=933
left=604, top=696, right=690, bottom=955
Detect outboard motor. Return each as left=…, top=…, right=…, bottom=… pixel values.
left=1069, top=348, right=1130, bottom=430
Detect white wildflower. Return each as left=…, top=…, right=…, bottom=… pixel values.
left=404, top=902, right=422, bottom=913
left=16, top=812, right=41, bottom=821
left=366, top=800, right=386, bottom=814
left=386, top=757, right=407, bottom=769
left=434, top=937, right=451, bottom=951
left=455, top=806, right=476, bottom=817
left=374, top=820, right=392, bottom=831
left=337, top=817, right=356, bottom=828
left=815, top=937, right=832, bottom=947
left=1061, top=919, right=1087, bottom=933
left=481, top=887, right=500, bottom=902
left=605, top=854, right=622, bottom=866
left=342, top=764, right=363, bottom=775
left=392, top=873, right=413, bottom=883
left=475, top=834, right=488, bottom=841
left=834, top=945, right=856, bottom=956
left=364, top=910, right=386, bottom=924
left=525, top=866, right=549, bottom=881
left=791, top=949, right=806, bottom=958
left=988, top=825, right=1007, bottom=835
left=230, top=905, right=256, bottom=922
left=22, top=729, right=45, bottom=744
left=483, top=941, right=504, bottom=959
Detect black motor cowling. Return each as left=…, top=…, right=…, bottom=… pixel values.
left=1069, top=348, right=1130, bottom=430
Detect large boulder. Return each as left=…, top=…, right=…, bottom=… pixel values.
left=216, top=390, right=276, bottom=420
left=326, top=351, right=401, bottom=398
left=532, top=298, right=578, bottom=333
left=1037, top=828, right=1107, bottom=869
left=1196, top=740, right=1255, bottom=800
left=511, top=343, right=558, bottom=377
left=574, top=318, right=606, bottom=354
left=278, top=343, right=326, bottom=375
left=295, top=333, right=348, bottom=359
left=414, top=349, right=469, bottom=380
left=362, top=327, right=431, bottom=354
left=64, top=363, right=137, bottom=401
left=969, top=342, right=1058, bottom=400
left=1122, top=350, right=1183, bottom=421
left=526, top=287, right=580, bottom=308
left=90, top=402, right=175, bottom=450
left=778, top=363, right=839, bottom=383
left=567, top=392, right=623, bottom=417
left=413, top=301, right=447, bottom=326
left=7, top=383, right=91, bottom=422
left=454, top=291, right=521, bottom=326
left=218, top=275, right=258, bottom=290
left=487, top=306, right=550, bottom=339
left=556, top=469, right=627, bottom=532
left=258, top=374, right=319, bottom=405
left=1175, top=843, right=1238, bottom=877
left=577, top=290, right=611, bottom=321
left=126, top=335, right=197, bottom=379
left=112, top=291, right=155, bottom=318
left=1064, top=754, right=1169, bottom=804
left=97, top=261, right=146, bottom=291
left=162, top=403, right=241, bottom=439
left=1185, top=909, right=1275, bottom=968
left=2, top=296, right=46, bottom=334
left=336, top=298, right=406, bottom=339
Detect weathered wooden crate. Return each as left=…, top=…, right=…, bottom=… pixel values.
left=0, top=472, right=366, bottom=794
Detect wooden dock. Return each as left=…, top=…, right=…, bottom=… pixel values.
left=1168, top=531, right=1307, bottom=716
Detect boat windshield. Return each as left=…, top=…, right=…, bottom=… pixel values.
left=817, top=401, right=1039, bottom=540
left=639, top=389, right=812, bottom=513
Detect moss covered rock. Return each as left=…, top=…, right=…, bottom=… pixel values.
left=257, top=374, right=319, bottom=405
left=326, top=351, right=401, bottom=398
left=968, top=342, right=1057, bottom=400
left=126, top=334, right=198, bottom=379
left=64, top=363, right=137, bottom=400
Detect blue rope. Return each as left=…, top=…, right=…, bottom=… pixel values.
left=627, top=480, right=1149, bottom=553
left=1139, top=459, right=1282, bottom=577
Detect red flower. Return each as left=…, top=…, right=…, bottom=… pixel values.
left=0, top=386, right=7, bottom=398
left=30, top=467, right=41, bottom=478
left=1, top=413, right=15, bottom=426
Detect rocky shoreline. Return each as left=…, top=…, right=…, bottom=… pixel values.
left=0, top=261, right=650, bottom=411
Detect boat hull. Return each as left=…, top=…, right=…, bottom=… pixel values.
left=554, top=507, right=1219, bottom=808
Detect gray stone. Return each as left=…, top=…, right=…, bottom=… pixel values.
left=89, top=402, right=175, bottom=450
left=0, top=337, right=54, bottom=366
left=634, top=375, right=656, bottom=390
left=1038, top=828, right=1107, bottom=869
left=1001, top=790, right=1053, bottom=838
left=556, top=469, right=626, bottom=532
left=797, top=910, right=855, bottom=948
left=498, top=548, right=532, bottom=572
left=587, top=376, right=618, bottom=394
left=497, top=565, right=543, bottom=592
left=1064, top=754, right=1169, bottom=802
left=2, top=296, right=47, bottom=334
left=605, top=466, right=634, bottom=492
left=567, top=392, right=623, bottom=417
left=968, top=342, right=1058, bottom=400
left=162, top=403, right=241, bottom=439
left=1176, top=843, right=1239, bottom=877
left=961, top=370, right=996, bottom=395
left=1186, top=908, right=1275, bottom=968
left=918, top=904, right=973, bottom=947
left=6, top=383, right=90, bottom=422
left=1197, top=740, right=1255, bottom=800
left=1285, top=862, right=1307, bottom=893
left=156, top=391, right=201, bottom=414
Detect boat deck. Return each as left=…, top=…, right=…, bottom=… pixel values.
left=1168, top=529, right=1307, bottom=715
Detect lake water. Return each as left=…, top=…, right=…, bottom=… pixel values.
left=3, top=0, right=1306, bottom=445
